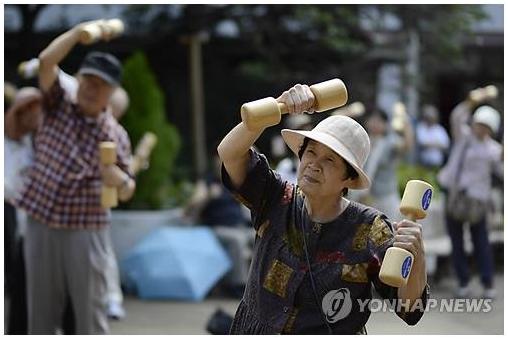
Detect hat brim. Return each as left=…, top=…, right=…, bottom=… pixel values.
left=281, top=128, right=371, bottom=189
left=7, top=93, right=42, bottom=117
left=78, top=67, right=119, bottom=86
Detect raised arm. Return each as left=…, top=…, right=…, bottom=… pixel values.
left=450, top=86, right=499, bottom=141
left=449, top=101, right=473, bottom=142
left=217, top=84, right=315, bottom=189
left=217, top=123, right=266, bottom=189
left=38, top=20, right=117, bottom=92
left=38, top=26, right=82, bottom=91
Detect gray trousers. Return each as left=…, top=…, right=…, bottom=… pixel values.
left=104, top=226, right=123, bottom=304
left=24, top=216, right=109, bottom=334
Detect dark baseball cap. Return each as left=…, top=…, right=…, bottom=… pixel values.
left=78, top=52, right=122, bottom=86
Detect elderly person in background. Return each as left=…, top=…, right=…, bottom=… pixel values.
left=217, top=83, right=429, bottom=334
left=350, top=105, right=414, bottom=221
left=110, top=86, right=130, bottom=121
left=4, top=87, right=43, bottom=334
left=416, top=105, right=450, bottom=169
left=15, top=20, right=135, bottom=334
left=438, top=87, right=503, bottom=300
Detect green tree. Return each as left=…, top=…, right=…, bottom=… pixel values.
left=120, top=51, right=182, bottom=209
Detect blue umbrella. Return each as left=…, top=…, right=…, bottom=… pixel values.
left=120, top=226, right=232, bottom=301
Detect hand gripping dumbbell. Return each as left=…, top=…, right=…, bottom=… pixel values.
left=240, top=78, right=348, bottom=131
left=469, top=85, right=498, bottom=104
left=99, top=142, right=118, bottom=208
left=80, top=18, right=124, bottom=45
left=379, top=180, right=433, bottom=287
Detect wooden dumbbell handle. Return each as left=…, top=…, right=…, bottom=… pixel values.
left=80, top=22, right=103, bottom=44
left=100, top=142, right=118, bottom=208
left=79, top=19, right=124, bottom=45
left=130, top=132, right=157, bottom=175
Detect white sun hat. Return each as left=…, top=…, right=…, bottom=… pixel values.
left=281, top=115, right=371, bottom=189
left=472, top=105, right=501, bottom=133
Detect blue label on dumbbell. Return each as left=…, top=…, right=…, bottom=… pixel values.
left=401, top=256, right=412, bottom=279
left=422, top=189, right=432, bottom=210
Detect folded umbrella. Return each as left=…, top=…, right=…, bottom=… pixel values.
left=121, top=226, right=232, bottom=301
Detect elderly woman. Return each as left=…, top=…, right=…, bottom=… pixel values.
left=438, top=90, right=503, bottom=300
left=5, top=87, right=43, bottom=334
left=5, top=86, right=43, bottom=210
left=217, top=83, right=429, bottom=334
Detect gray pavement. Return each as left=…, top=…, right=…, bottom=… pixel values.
left=110, top=273, right=504, bottom=335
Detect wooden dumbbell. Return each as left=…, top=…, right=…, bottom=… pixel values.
left=130, top=132, right=158, bottom=175
left=379, top=180, right=433, bottom=287
left=80, top=18, right=124, bottom=45
left=391, top=101, right=407, bottom=133
left=469, top=85, right=498, bottom=103
left=241, top=78, right=348, bottom=131
left=99, top=142, right=118, bottom=208
left=18, top=58, right=40, bottom=79
left=331, top=101, right=365, bottom=118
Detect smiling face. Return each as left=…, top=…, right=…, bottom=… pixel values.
left=77, top=74, right=115, bottom=118
left=297, top=140, right=355, bottom=199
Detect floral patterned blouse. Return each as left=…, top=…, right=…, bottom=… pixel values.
left=221, top=149, right=428, bottom=334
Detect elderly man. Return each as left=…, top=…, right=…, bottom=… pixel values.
left=16, top=21, right=135, bottom=334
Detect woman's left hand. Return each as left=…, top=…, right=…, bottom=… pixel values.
left=394, top=219, right=428, bottom=304
left=392, top=219, right=425, bottom=260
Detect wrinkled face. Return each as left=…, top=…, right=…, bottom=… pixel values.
left=297, top=140, right=353, bottom=198
left=77, top=74, right=115, bottom=117
left=472, top=122, right=493, bottom=140
left=366, top=114, right=387, bottom=136
left=19, top=99, right=43, bottom=133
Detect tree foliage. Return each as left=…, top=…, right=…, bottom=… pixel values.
left=122, top=4, right=486, bottom=81
left=120, top=51, right=182, bottom=209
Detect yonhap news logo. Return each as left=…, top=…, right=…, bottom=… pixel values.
left=357, top=298, right=493, bottom=314
left=322, top=289, right=493, bottom=320
left=321, top=288, right=353, bottom=323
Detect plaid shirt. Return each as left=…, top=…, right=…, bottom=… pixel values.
left=16, top=71, right=132, bottom=230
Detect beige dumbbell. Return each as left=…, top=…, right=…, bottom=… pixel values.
left=391, top=101, right=407, bottom=133
left=469, top=85, right=498, bottom=103
left=80, top=18, right=124, bottom=45
left=99, top=142, right=118, bottom=208
left=331, top=101, right=365, bottom=118
left=18, top=58, right=40, bottom=79
left=241, top=78, right=348, bottom=131
left=130, top=132, right=158, bottom=175
left=379, top=180, right=433, bottom=287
